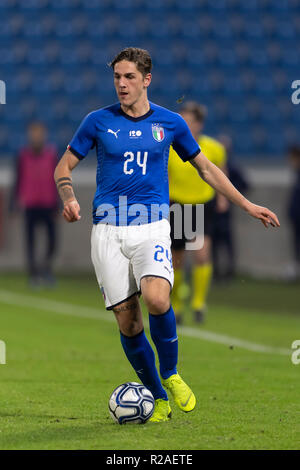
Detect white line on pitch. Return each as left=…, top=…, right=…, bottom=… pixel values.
left=0, top=289, right=291, bottom=356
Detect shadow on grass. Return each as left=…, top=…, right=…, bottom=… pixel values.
left=0, top=417, right=172, bottom=450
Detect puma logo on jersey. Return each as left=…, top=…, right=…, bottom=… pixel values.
left=107, top=129, right=120, bottom=139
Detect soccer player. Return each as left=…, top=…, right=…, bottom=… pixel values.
left=54, top=47, right=280, bottom=423
left=168, top=102, right=228, bottom=324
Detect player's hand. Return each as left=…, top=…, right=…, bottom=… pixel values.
left=62, top=199, right=81, bottom=223
left=246, top=203, right=280, bottom=228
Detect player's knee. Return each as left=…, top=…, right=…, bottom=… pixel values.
left=143, top=293, right=170, bottom=315
left=141, top=277, right=171, bottom=314
left=119, top=319, right=143, bottom=337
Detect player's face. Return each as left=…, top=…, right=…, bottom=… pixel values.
left=181, top=111, right=203, bottom=137
left=28, top=124, right=47, bottom=150
left=113, top=60, right=151, bottom=107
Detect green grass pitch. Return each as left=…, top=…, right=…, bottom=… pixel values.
left=0, top=273, right=299, bottom=450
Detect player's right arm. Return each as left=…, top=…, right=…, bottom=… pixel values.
left=55, top=112, right=97, bottom=223
left=54, top=148, right=81, bottom=223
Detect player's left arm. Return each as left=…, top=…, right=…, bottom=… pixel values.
left=190, top=152, right=280, bottom=228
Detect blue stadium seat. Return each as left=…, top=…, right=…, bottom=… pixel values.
left=0, top=125, right=9, bottom=152
left=265, top=126, right=285, bottom=154
left=283, top=125, right=298, bottom=147
left=249, top=46, right=269, bottom=67
left=270, top=0, right=290, bottom=12
left=218, top=47, right=238, bottom=68
left=281, top=48, right=299, bottom=66
left=212, top=97, right=230, bottom=120
left=234, top=130, right=253, bottom=155
left=212, top=20, right=233, bottom=41
left=156, top=74, right=178, bottom=97
left=189, top=75, right=212, bottom=98
left=49, top=0, right=82, bottom=12
left=238, top=0, right=261, bottom=13
left=255, top=76, right=275, bottom=97
left=223, top=75, right=244, bottom=97
left=179, top=20, right=202, bottom=41
left=152, top=48, right=175, bottom=67
left=260, top=101, right=282, bottom=124
left=243, top=20, right=265, bottom=41
left=18, top=0, right=49, bottom=11
left=54, top=19, right=75, bottom=39
left=68, top=13, right=89, bottom=38
left=80, top=0, right=109, bottom=10
left=252, top=125, right=268, bottom=154
left=186, top=48, right=206, bottom=68
left=203, top=41, right=219, bottom=65
left=174, top=0, right=200, bottom=13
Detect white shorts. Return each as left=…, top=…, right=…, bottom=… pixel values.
left=91, top=219, right=174, bottom=310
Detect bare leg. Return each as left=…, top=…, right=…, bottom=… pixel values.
left=141, top=276, right=171, bottom=315
left=112, top=294, right=143, bottom=336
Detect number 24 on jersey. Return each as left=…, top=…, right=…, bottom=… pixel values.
left=123, top=151, right=148, bottom=175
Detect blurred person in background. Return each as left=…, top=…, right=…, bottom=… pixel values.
left=11, top=121, right=59, bottom=287
left=287, top=145, right=300, bottom=281
left=212, top=134, right=250, bottom=281
left=168, top=102, right=228, bottom=324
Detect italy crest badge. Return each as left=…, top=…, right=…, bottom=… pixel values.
left=152, top=124, right=165, bottom=142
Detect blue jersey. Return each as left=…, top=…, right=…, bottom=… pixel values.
left=68, top=101, right=200, bottom=226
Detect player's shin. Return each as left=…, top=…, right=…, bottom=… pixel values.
left=120, top=330, right=168, bottom=401
left=149, top=305, right=178, bottom=380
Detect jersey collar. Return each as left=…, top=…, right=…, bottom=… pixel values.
left=118, top=105, right=154, bottom=122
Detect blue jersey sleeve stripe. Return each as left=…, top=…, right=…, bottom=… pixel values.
left=181, top=147, right=201, bottom=162
left=68, top=145, right=85, bottom=160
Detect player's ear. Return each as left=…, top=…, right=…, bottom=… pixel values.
left=143, top=73, right=152, bottom=88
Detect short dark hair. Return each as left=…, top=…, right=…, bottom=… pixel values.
left=179, top=101, right=207, bottom=123
left=109, top=47, right=152, bottom=76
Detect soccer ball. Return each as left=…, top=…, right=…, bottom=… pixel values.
left=108, top=382, right=155, bottom=424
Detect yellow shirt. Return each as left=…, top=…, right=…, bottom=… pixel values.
left=168, top=134, right=227, bottom=204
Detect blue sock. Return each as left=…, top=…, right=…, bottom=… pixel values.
left=120, top=329, right=168, bottom=401
left=149, top=305, right=178, bottom=380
